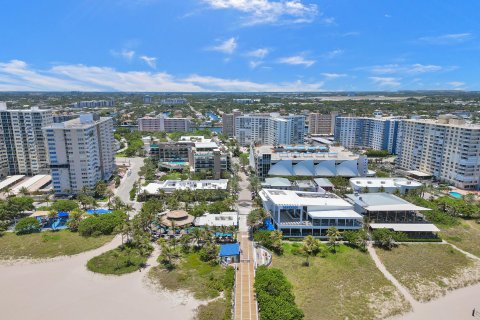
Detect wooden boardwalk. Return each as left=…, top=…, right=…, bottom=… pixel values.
left=234, top=232, right=258, bottom=320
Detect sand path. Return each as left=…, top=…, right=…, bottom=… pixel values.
left=0, top=236, right=200, bottom=320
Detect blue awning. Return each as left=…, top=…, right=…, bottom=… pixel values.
left=219, top=243, right=240, bottom=257
left=57, top=212, right=69, bottom=218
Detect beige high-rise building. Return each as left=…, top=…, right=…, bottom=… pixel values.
left=138, top=116, right=191, bottom=132
left=222, top=110, right=242, bottom=137
left=396, top=115, right=480, bottom=190
left=308, top=112, right=338, bottom=135
left=43, top=114, right=116, bottom=195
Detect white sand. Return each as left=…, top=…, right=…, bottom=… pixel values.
left=394, top=282, right=480, bottom=320
left=0, top=237, right=201, bottom=320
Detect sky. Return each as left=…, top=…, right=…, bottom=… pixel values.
left=1, top=0, right=480, bottom=92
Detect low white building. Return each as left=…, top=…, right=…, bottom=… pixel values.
left=259, top=188, right=363, bottom=238
left=140, top=179, right=228, bottom=195
left=194, top=212, right=238, bottom=227
left=349, top=177, right=422, bottom=194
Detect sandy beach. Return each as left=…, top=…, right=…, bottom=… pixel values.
left=0, top=236, right=201, bottom=320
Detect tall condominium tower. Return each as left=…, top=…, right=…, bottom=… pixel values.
left=222, top=110, right=242, bottom=137
left=0, top=103, right=53, bottom=177
left=43, top=114, right=115, bottom=195
left=235, top=113, right=306, bottom=146
left=396, top=115, right=480, bottom=190
left=308, top=112, right=338, bottom=135
left=334, top=116, right=402, bottom=154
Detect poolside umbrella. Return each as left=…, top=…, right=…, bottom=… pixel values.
left=57, top=212, right=69, bottom=218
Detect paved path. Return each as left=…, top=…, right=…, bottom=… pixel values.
left=115, top=157, right=144, bottom=213
left=233, top=167, right=258, bottom=320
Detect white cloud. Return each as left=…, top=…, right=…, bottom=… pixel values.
left=321, top=73, right=347, bottom=79
left=0, top=59, right=324, bottom=92
left=419, top=33, right=474, bottom=45
left=322, top=17, right=335, bottom=25
left=140, top=55, right=157, bottom=69
left=369, top=77, right=401, bottom=87
left=277, top=55, right=315, bottom=67
left=322, top=49, right=343, bottom=59
left=111, top=49, right=136, bottom=61
left=366, top=63, right=444, bottom=74
left=247, top=48, right=269, bottom=58
left=209, top=37, right=237, bottom=54
left=0, top=60, right=99, bottom=91
left=384, top=14, right=392, bottom=18
left=249, top=61, right=264, bottom=69
left=448, top=81, right=465, bottom=88
left=202, top=0, right=318, bottom=25
left=185, top=74, right=323, bottom=91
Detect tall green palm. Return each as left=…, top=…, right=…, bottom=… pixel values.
left=301, top=235, right=321, bottom=266
left=327, top=227, right=342, bottom=253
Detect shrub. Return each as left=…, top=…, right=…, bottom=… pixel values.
left=51, top=200, right=79, bottom=213
left=372, top=228, right=407, bottom=250
left=15, top=217, right=41, bottom=235
left=78, top=211, right=127, bottom=237
left=254, top=230, right=283, bottom=255
left=254, top=266, right=304, bottom=320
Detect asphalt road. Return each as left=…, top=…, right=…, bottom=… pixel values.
left=115, top=157, right=144, bottom=213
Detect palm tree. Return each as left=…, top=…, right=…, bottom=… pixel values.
left=106, top=189, right=115, bottom=208
left=301, top=235, right=321, bottom=266
left=19, top=187, right=29, bottom=196
left=327, top=227, right=342, bottom=253
left=190, top=228, right=203, bottom=248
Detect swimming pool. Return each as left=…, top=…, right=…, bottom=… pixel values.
left=449, top=191, right=463, bottom=199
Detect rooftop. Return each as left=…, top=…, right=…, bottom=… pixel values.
left=140, top=179, right=228, bottom=194
left=350, top=178, right=422, bottom=189
left=404, top=117, right=480, bottom=129
left=313, top=178, right=334, bottom=187
left=261, top=177, right=292, bottom=188
left=44, top=114, right=110, bottom=129
left=346, top=193, right=431, bottom=212
left=260, top=189, right=351, bottom=208
left=219, top=243, right=240, bottom=257
left=370, top=223, right=439, bottom=232
left=256, top=145, right=361, bottom=161
left=194, top=212, right=238, bottom=227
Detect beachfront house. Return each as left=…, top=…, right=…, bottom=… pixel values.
left=259, top=188, right=363, bottom=238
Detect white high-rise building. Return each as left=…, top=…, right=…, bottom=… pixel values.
left=396, top=115, right=480, bottom=190
left=0, top=104, right=53, bottom=177
left=235, top=113, right=305, bottom=146
left=334, top=116, right=402, bottom=154
left=43, top=114, right=116, bottom=195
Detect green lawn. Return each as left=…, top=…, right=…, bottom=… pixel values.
left=273, top=244, right=410, bottom=320
left=376, top=244, right=480, bottom=302
left=87, top=242, right=152, bottom=275
left=0, top=231, right=113, bottom=259
left=441, top=219, right=480, bottom=258
left=149, top=251, right=228, bottom=300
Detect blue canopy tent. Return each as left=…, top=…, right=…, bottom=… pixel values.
left=219, top=243, right=240, bottom=263
left=57, top=212, right=69, bottom=218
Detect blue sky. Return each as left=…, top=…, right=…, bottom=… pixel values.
left=1, top=0, right=479, bottom=92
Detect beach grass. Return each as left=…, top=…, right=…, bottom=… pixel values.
left=376, top=243, right=480, bottom=302
left=87, top=242, right=152, bottom=275
left=194, top=299, right=229, bottom=320
left=273, top=243, right=410, bottom=320
left=149, top=251, right=228, bottom=300
left=0, top=230, right=113, bottom=259
left=441, top=219, right=480, bottom=258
